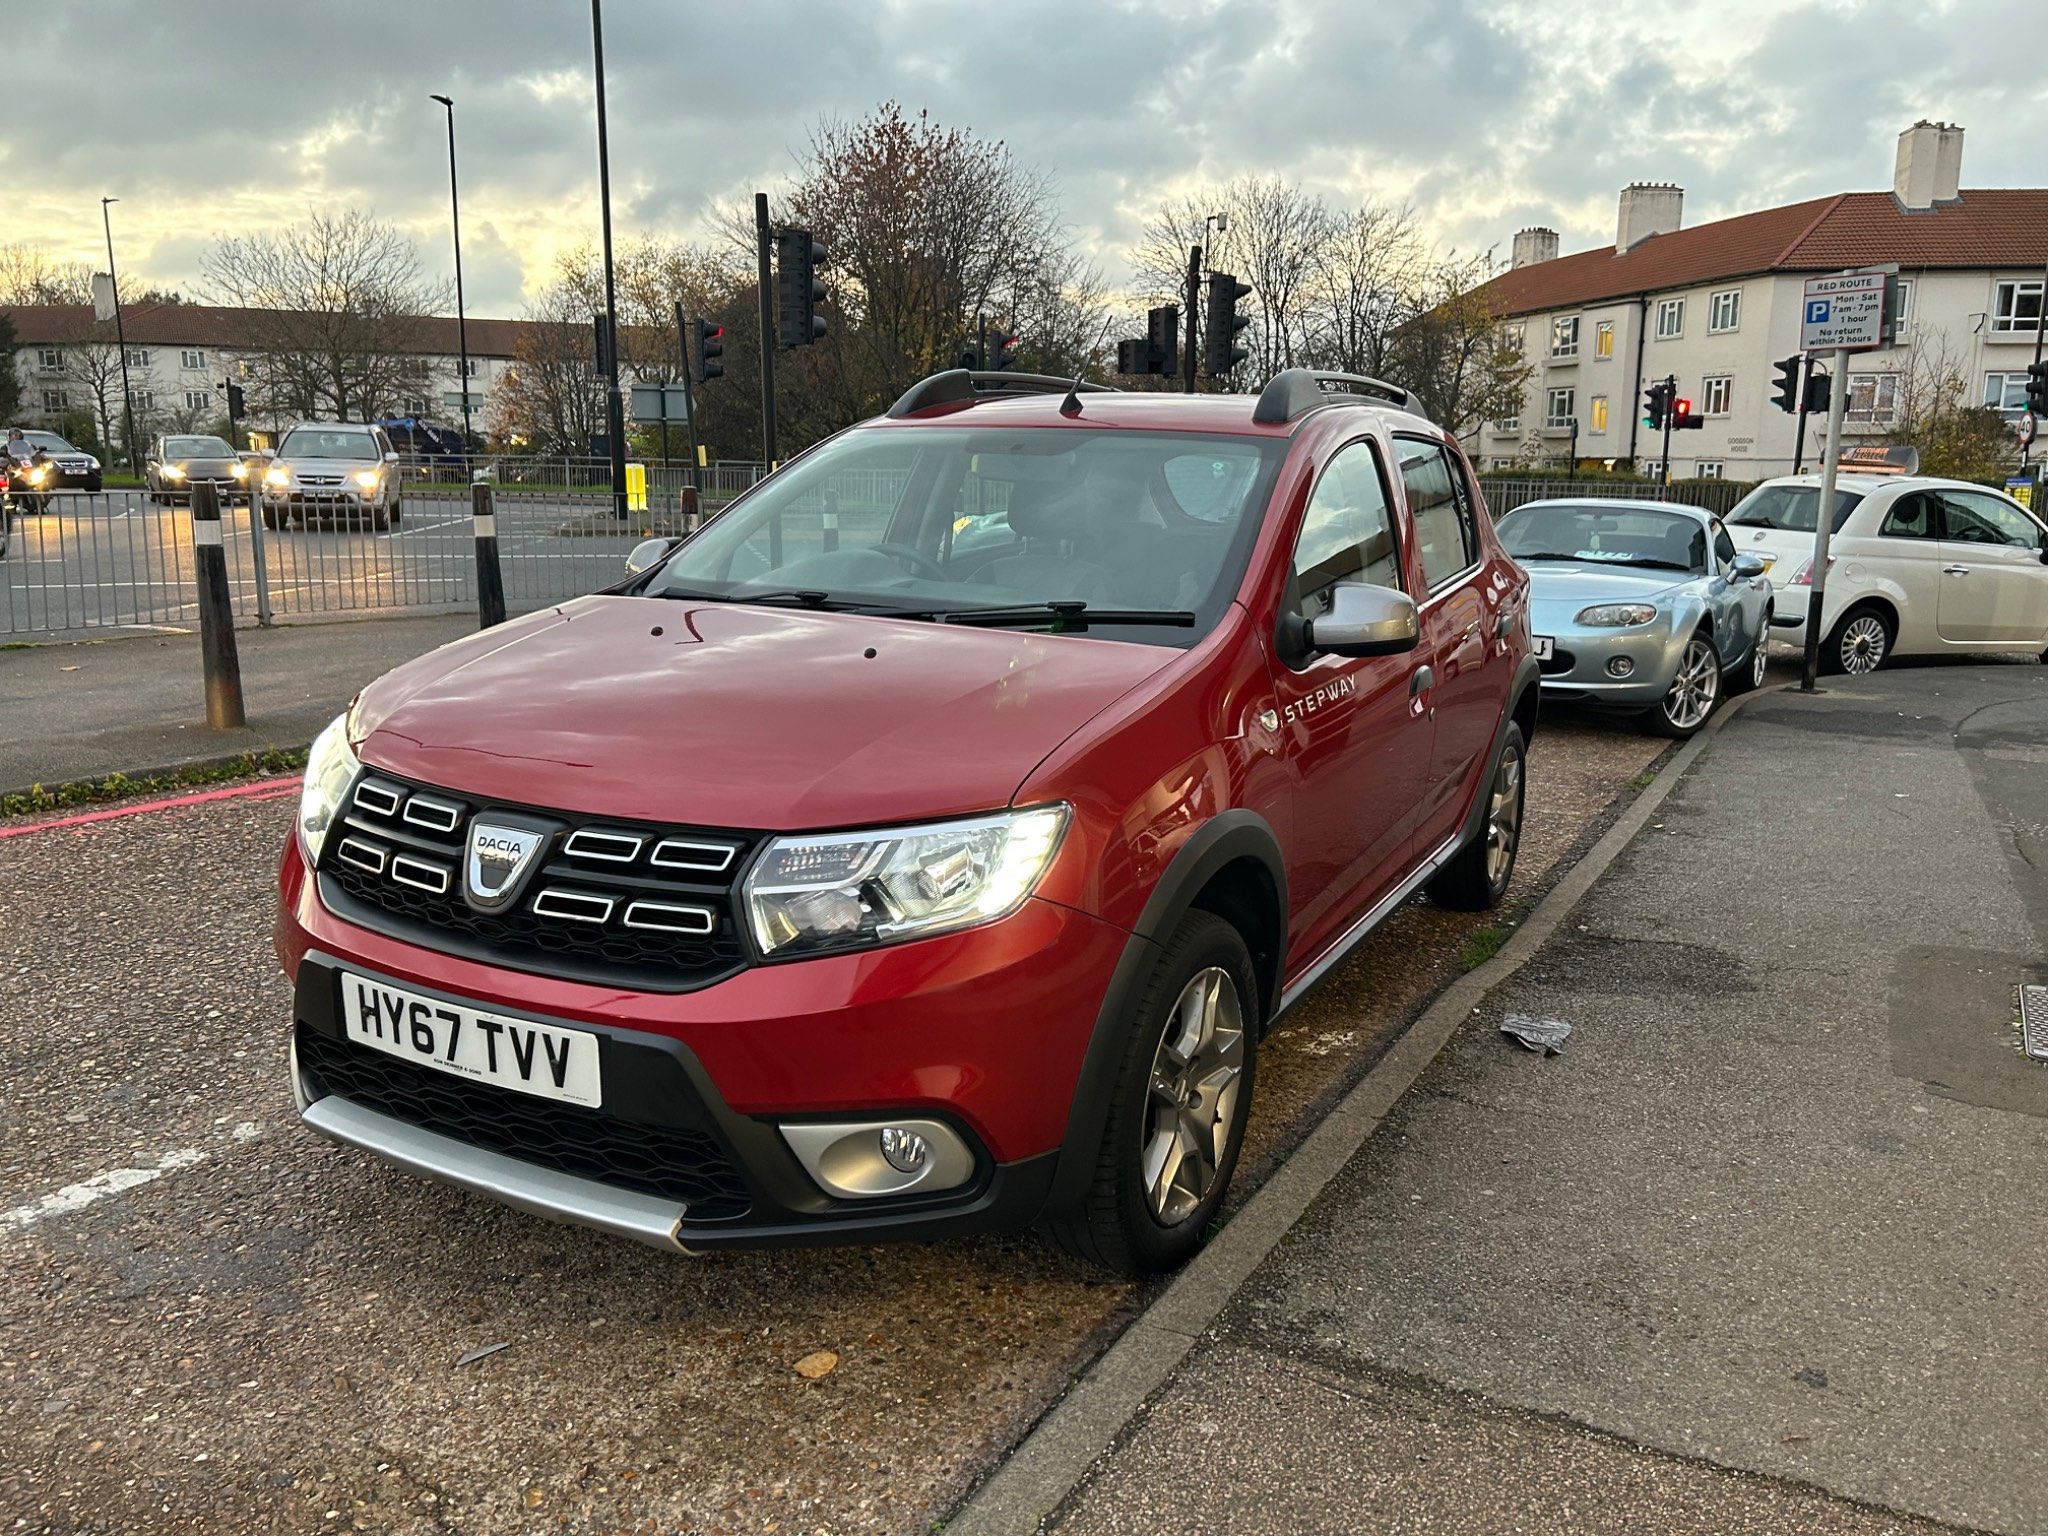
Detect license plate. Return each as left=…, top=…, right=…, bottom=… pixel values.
left=339, top=973, right=603, bottom=1108
left=1532, top=635, right=1555, bottom=660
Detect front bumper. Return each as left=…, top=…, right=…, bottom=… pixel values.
left=1531, top=621, right=1686, bottom=708
left=277, top=837, right=1121, bottom=1251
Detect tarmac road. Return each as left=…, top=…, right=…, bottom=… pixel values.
left=0, top=708, right=1665, bottom=1533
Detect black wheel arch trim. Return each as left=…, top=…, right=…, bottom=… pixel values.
left=1462, top=657, right=1540, bottom=852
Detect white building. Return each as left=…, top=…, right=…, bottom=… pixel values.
left=1475, top=121, right=2047, bottom=480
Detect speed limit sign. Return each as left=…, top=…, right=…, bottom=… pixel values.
left=2020, top=410, right=2038, bottom=447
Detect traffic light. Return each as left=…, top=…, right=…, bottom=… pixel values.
left=1147, top=304, right=1179, bottom=378
left=692, top=319, right=725, bottom=384
left=775, top=227, right=827, bottom=349
left=1116, top=338, right=1147, bottom=375
left=2027, top=359, right=2048, bottom=416
left=1642, top=380, right=1672, bottom=430
left=1803, top=370, right=1831, bottom=415
left=1770, top=356, right=1801, bottom=415
left=1203, top=271, right=1252, bottom=378
left=1671, top=397, right=1705, bottom=431
left=989, top=330, right=1019, bottom=371
left=225, top=381, right=246, bottom=419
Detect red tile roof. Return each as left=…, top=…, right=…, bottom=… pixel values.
left=1486, top=189, right=2048, bottom=317
left=0, top=303, right=550, bottom=357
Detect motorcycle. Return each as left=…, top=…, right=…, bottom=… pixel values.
left=5, top=450, right=56, bottom=517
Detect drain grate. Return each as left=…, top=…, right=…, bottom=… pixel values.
left=2021, top=986, right=2048, bottom=1062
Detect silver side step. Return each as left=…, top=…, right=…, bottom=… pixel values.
left=1275, top=832, right=1462, bottom=1018
left=302, top=1095, right=692, bottom=1253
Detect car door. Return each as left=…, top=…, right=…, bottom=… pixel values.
left=1937, top=489, right=2048, bottom=644
left=1273, top=435, right=1433, bottom=965
left=1702, top=517, right=1760, bottom=665
left=1396, top=436, right=1494, bottom=852
left=1860, top=489, right=1950, bottom=648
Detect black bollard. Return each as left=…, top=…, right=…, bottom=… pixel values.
left=473, top=481, right=506, bottom=629
left=191, top=480, right=246, bottom=729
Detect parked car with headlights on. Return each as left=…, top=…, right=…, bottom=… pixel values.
left=1497, top=498, right=1773, bottom=736
left=260, top=422, right=404, bottom=530
left=146, top=433, right=248, bottom=505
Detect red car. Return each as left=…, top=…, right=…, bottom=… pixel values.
left=277, top=368, right=1537, bottom=1275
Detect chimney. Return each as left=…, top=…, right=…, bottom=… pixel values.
left=1894, top=120, right=1964, bottom=209
left=1511, top=227, right=1559, bottom=269
left=92, top=272, right=116, bottom=322
left=1616, top=183, right=1683, bottom=252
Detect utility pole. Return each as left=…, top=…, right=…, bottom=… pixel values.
left=1182, top=246, right=1201, bottom=394
left=1800, top=346, right=1852, bottom=692
left=755, top=193, right=776, bottom=469
left=1567, top=419, right=1579, bottom=483
left=589, top=0, right=627, bottom=519
left=100, top=198, right=139, bottom=476
left=2027, top=256, right=2047, bottom=480
left=674, top=303, right=701, bottom=493
left=429, top=94, right=473, bottom=453
left=1659, top=372, right=1676, bottom=486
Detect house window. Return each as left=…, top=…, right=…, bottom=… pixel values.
left=180, top=349, right=205, bottom=370
left=40, top=388, right=66, bottom=412
left=1550, top=315, right=1580, bottom=359
left=1545, top=387, right=1575, bottom=429
left=236, top=358, right=254, bottom=378
left=1701, top=376, right=1733, bottom=415
left=1694, top=462, right=1726, bottom=480
left=1844, top=374, right=1899, bottom=424
left=461, top=358, right=480, bottom=377
left=1489, top=457, right=1515, bottom=470
left=1985, top=373, right=2032, bottom=418
left=1891, top=279, right=1913, bottom=334
left=402, top=397, right=429, bottom=416
left=36, top=347, right=61, bottom=369
left=1708, top=290, right=1741, bottom=333
left=125, top=349, right=151, bottom=368
left=132, top=390, right=155, bottom=411
left=184, top=390, right=210, bottom=411
left=1655, top=298, right=1685, bottom=339
left=1594, top=320, right=1614, bottom=359
left=1991, top=279, right=2043, bottom=335
left=1589, top=395, right=1609, bottom=433
left=1642, top=459, right=1665, bottom=479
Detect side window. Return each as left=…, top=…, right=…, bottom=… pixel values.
left=1291, top=439, right=1402, bottom=616
left=1711, top=520, right=1736, bottom=568
left=1396, top=437, right=1476, bottom=589
left=1942, top=491, right=2042, bottom=550
left=1878, top=492, right=1942, bottom=541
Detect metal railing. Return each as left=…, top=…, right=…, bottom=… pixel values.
left=1475, top=476, right=1754, bottom=517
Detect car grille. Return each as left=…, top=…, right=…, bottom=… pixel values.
left=296, top=1024, right=753, bottom=1220
left=317, top=771, right=756, bottom=991
left=299, top=473, right=345, bottom=487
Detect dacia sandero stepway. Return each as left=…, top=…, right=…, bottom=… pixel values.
left=277, top=367, right=1538, bottom=1275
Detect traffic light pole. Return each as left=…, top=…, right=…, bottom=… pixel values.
left=1659, top=373, right=1676, bottom=486
left=675, top=303, right=702, bottom=493
left=1800, top=346, right=1852, bottom=692
left=755, top=194, right=777, bottom=471
left=1792, top=357, right=1814, bottom=476
left=1183, top=246, right=1201, bottom=394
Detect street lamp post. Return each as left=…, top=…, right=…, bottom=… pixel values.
left=100, top=197, right=139, bottom=476
left=589, top=0, right=628, bottom=520
left=429, top=94, right=473, bottom=455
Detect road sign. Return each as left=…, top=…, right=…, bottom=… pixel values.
left=629, top=383, right=691, bottom=423
left=1800, top=271, right=1890, bottom=353
left=2017, top=410, right=2038, bottom=448
left=2008, top=475, right=2034, bottom=510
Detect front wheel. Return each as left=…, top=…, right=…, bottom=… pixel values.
left=1644, top=630, right=1721, bottom=738
left=1822, top=604, right=1893, bottom=676
left=1428, top=720, right=1526, bottom=911
left=1726, top=612, right=1772, bottom=695
left=1049, top=910, right=1258, bottom=1277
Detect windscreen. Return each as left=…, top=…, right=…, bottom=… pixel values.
left=279, top=429, right=379, bottom=461
left=1497, top=503, right=1707, bottom=574
left=25, top=431, right=75, bottom=452
left=647, top=425, right=1285, bottom=646
left=166, top=436, right=234, bottom=458
left=1727, top=484, right=1863, bottom=534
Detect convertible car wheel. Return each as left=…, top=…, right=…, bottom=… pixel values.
left=1645, top=631, right=1720, bottom=738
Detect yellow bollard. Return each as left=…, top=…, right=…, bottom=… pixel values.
left=625, top=462, right=648, bottom=511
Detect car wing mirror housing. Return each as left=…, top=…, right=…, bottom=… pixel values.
left=1729, top=552, right=1767, bottom=579
left=625, top=536, right=683, bottom=576
left=1304, top=583, right=1419, bottom=658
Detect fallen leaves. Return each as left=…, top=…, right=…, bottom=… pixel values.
left=793, top=1350, right=839, bottom=1380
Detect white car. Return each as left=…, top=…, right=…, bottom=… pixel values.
left=1726, top=473, right=2048, bottom=673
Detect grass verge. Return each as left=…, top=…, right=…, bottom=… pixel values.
left=2, top=747, right=307, bottom=818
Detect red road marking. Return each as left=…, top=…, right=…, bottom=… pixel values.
left=0, top=776, right=300, bottom=839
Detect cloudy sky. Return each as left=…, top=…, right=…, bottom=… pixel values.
left=11, top=0, right=2039, bottom=318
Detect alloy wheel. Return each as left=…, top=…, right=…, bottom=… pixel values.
left=1142, top=966, right=1245, bottom=1226
left=1485, top=740, right=1524, bottom=888
left=1661, top=635, right=1721, bottom=731
left=1839, top=614, right=1887, bottom=674
left=1750, top=628, right=1770, bottom=688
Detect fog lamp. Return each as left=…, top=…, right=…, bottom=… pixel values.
left=1606, top=656, right=1635, bottom=678
left=879, top=1127, right=929, bottom=1175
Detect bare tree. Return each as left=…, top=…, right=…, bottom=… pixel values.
left=202, top=210, right=446, bottom=421
left=0, top=245, right=94, bottom=305
left=56, top=324, right=125, bottom=450
left=1883, top=336, right=2016, bottom=485
left=1386, top=252, right=1532, bottom=443
left=487, top=281, right=608, bottom=454
left=1301, top=204, right=1428, bottom=378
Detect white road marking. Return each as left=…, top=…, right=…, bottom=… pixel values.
left=3, top=1147, right=207, bottom=1231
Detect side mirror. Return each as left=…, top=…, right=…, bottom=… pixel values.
left=1729, top=552, right=1767, bottom=580
left=1304, top=583, right=1419, bottom=658
left=384, top=451, right=400, bottom=464
left=625, top=536, right=682, bottom=576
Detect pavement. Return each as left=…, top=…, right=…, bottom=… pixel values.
left=0, top=613, right=480, bottom=792
left=1004, top=663, right=2048, bottom=1535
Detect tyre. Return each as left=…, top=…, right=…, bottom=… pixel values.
left=370, top=504, right=392, bottom=532
left=261, top=504, right=282, bottom=531
left=388, top=497, right=403, bottom=526
left=1821, top=603, right=1893, bottom=676
left=1428, top=720, right=1527, bottom=911
left=1049, top=910, right=1258, bottom=1277
left=1643, top=629, right=1721, bottom=738
left=1726, top=612, right=1772, bottom=695
left=84, top=474, right=101, bottom=493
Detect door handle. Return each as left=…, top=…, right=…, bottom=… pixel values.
left=1410, top=665, right=1435, bottom=697
left=1942, top=565, right=1970, bottom=575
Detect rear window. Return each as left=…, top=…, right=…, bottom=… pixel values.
left=1727, top=484, right=1863, bottom=534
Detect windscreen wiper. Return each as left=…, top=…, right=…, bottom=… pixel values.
left=654, top=587, right=884, bottom=612
left=1511, top=552, right=1588, bottom=561
left=940, top=600, right=1196, bottom=630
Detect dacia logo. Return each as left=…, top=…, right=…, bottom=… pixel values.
left=1283, top=674, right=1357, bottom=725
left=465, top=822, right=545, bottom=910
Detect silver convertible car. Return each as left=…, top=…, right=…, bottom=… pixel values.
left=1495, top=498, right=1775, bottom=737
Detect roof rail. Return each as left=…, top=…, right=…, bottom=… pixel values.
left=886, top=369, right=1117, bottom=419
left=1251, top=368, right=1416, bottom=426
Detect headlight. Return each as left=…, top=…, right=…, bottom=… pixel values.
left=298, top=713, right=359, bottom=863
left=26, top=465, right=48, bottom=485
left=743, top=805, right=1068, bottom=959
left=264, top=466, right=290, bottom=488
left=231, top=461, right=250, bottom=480
left=353, top=469, right=381, bottom=490
left=1575, top=603, right=1658, bottom=627
left=163, top=464, right=187, bottom=481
